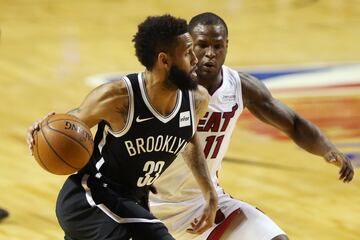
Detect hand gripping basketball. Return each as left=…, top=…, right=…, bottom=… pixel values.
left=28, top=113, right=94, bottom=175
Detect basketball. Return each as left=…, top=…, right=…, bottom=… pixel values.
left=32, top=113, right=94, bottom=175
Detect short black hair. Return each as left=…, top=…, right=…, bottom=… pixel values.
left=133, top=14, right=188, bottom=70
left=189, top=12, right=228, bottom=37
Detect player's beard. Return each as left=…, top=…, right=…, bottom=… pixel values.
left=168, top=65, right=198, bottom=91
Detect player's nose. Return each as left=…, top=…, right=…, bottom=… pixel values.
left=205, top=46, right=215, bottom=58
left=191, top=49, right=198, bottom=66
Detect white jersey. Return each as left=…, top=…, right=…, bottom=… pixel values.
left=150, top=66, right=285, bottom=240
left=150, top=65, right=243, bottom=202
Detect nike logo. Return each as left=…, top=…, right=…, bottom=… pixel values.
left=136, top=116, right=154, bottom=123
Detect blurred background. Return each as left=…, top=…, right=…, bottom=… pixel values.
left=0, top=0, right=359, bottom=239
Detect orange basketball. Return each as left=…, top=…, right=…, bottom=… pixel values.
left=32, top=113, right=94, bottom=175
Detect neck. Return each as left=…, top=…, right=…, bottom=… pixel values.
left=143, top=69, right=178, bottom=116
left=199, top=70, right=223, bottom=95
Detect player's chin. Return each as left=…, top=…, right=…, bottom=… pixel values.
left=190, top=70, right=198, bottom=81
left=197, top=67, right=217, bottom=78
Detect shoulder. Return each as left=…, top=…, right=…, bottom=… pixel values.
left=90, top=79, right=129, bottom=104
left=69, top=78, right=131, bottom=129
left=83, top=78, right=130, bottom=118
left=238, top=72, right=262, bottom=89
left=238, top=72, right=272, bottom=105
left=192, top=85, right=210, bottom=118
left=193, top=85, right=210, bottom=105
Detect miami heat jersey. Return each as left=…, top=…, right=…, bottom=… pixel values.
left=150, top=65, right=243, bottom=201
left=87, top=73, right=196, bottom=199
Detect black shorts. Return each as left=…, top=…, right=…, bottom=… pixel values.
left=56, top=174, right=174, bottom=240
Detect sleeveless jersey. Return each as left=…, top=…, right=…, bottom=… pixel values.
left=150, top=65, right=243, bottom=202
left=86, top=73, right=197, bottom=200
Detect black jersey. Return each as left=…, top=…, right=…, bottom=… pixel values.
left=86, top=73, right=196, bottom=199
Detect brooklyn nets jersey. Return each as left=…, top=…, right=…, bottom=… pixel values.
left=150, top=65, right=243, bottom=202
left=86, top=73, right=196, bottom=200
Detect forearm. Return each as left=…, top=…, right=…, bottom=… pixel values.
left=183, top=137, right=218, bottom=233
left=190, top=157, right=216, bottom=201
left=241, top=73, right=353, bottom=181
left=291, top=115, right=354, bottom=182
left=183, top=139, right=217, bottom=202
left=290, top=116, right=336, bottom=157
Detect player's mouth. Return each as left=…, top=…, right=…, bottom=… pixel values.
left=202, top=61, right=216, bottom=71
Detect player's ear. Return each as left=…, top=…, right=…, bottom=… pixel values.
left=226, top=39, right=229, bottom=48
left=158, top=52, right=171, bottom=71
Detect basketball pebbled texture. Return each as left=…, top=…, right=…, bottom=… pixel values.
left=32, top=113, right=94, bottom=175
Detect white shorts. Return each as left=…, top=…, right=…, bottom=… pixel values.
left=150, top=186, right=285, bottom=240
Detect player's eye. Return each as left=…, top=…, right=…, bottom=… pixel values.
left=196, top=43, right=207, bottom=48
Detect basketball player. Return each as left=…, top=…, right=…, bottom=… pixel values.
left=0, top=207, right=9, bottom=221
left=149, top=12, right=355, bottom=240
left=27, top=15, right=218, bottom=240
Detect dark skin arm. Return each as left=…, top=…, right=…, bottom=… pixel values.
left=184, top=85, right=217, bottom=234
left=240, top=72, right=354, bottom=183
left=27, top=80, right=129, bottom=152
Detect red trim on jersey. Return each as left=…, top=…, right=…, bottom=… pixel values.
left=207, top=208, right=241, bottom=240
